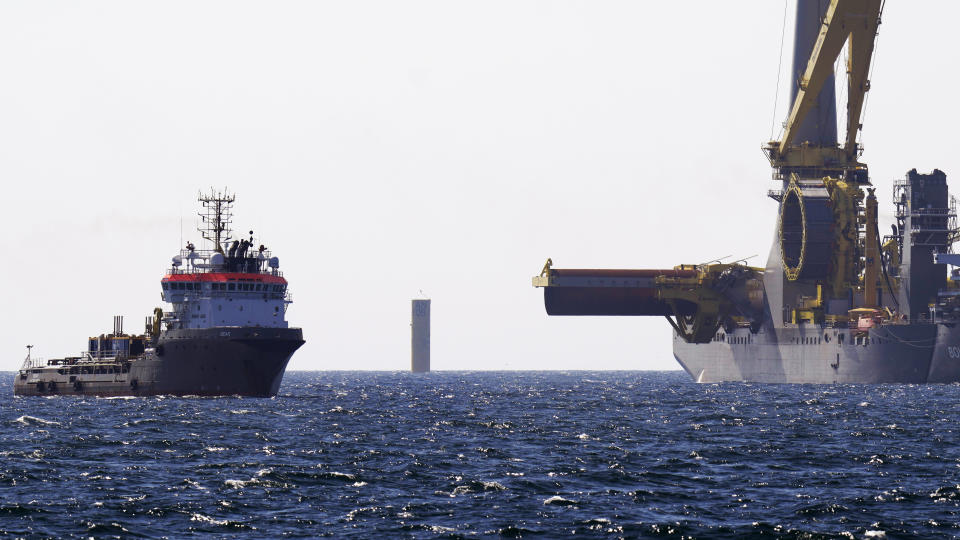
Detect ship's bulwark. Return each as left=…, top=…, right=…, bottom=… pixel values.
left=14, top=328, right=304, bottom=397
left=673, top=325, right=949, bottom=384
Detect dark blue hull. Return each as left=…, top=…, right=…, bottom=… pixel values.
left=14, top=327, right=304, bottom=397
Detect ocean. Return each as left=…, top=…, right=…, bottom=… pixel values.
left=2, top=370, right=960, bottom=538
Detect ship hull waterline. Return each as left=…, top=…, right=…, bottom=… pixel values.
left=14, top=327, right=304, bottom=398
left=673, top=323, right=960, bottom=384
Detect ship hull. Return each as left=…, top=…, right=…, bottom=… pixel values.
left=674, top=323, right=960, bottom=383
left=14, top=327, right=304, bottom=397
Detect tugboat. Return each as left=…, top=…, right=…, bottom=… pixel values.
left=14, top=190, right=304, bottom=397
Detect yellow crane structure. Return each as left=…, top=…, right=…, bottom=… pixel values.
left=766, top=0, right=882, bottom=174
left=534, top=0, right=889, bottom=344
left=533, top=1, right=960, bottom=384
left=765, top=0, right=884, bottom=320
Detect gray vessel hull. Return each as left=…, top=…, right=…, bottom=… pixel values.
left=674, top=324, right=960, bottom=383
left=14, top=327, right=304, bottom=397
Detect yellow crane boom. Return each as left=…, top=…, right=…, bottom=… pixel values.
left=771, top=0, right=882, bottom=170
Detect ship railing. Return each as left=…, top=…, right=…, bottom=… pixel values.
left=171, top=246, right=276, bottom=268
left=83, top=351, right=130, bottom=363
left=163, top=268, right=284, bottom=278
left=908, top=208, right=954, bottom=216
left=18, top=352, right=134, bottom=373
left=19, top=356, right=47, bottom=371
left=176, top=247, right=275, bottom=261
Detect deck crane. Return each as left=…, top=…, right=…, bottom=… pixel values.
left=765, top=0, right=882, bottom=177
left=532, top=0, right=887, bottom=344
left=532, top=1, right=960, bottom=383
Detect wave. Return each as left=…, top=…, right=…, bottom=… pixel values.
left=13, top=415, right=61, bottom=427
left=2, top=370, right=960, bottom=538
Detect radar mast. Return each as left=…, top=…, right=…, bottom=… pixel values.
left=198, top=189, right=235, bottom=254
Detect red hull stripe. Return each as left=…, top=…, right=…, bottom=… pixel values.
left=162, top=273, right=287, bottom=284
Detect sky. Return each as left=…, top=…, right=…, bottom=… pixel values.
left=1, top=2, right=957, bottom=371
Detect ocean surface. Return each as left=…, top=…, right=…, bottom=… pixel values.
left=3, top=371, right=960, bottom=538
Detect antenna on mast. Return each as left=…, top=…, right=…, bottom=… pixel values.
left=198, top=188, right=236, bottom=253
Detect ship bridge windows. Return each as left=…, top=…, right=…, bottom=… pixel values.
left=164, top=280, right=284, bottom=295
left=162, top=281, right=213, bottom=293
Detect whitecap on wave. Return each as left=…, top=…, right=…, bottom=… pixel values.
left=13, top=415, right=61, bottom=427
left=224, top=468, right=274, bottom=489
left=190, top=513, right=229, bottom=526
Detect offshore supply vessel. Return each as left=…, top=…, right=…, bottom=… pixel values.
left=14, top=190, right=304, bottom=397
left=533, top=0, right=960, bottom=383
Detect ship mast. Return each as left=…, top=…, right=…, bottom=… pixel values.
left=197, top=189, right=235, bottom=254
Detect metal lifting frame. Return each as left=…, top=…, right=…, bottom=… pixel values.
left=777, top=0, right=882, bottom=163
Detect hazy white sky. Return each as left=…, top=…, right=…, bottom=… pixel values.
left=2, top=2, right=957, bottom=371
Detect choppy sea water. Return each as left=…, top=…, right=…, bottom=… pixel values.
left=3, top=371, right=960, bottom=538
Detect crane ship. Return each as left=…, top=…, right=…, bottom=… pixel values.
left=533, top=0, right=960, bottom=383
left=14, top=190, right=304, bottom=397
